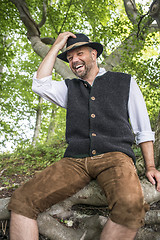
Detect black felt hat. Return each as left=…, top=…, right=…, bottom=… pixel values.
left=57, top=33, right=103, bottom=62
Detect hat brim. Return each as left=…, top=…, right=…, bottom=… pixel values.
left=57, top=42, right=103, bottom=62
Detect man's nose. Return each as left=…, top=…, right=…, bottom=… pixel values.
left=72, top=55, right=80, bottom=63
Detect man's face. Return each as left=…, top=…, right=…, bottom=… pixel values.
left=67, top=46, right=97, bottom=79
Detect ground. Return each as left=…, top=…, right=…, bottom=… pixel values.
left=0, top=173, right=33, bottom=199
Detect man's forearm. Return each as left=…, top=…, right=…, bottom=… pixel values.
left=140, top=141, right=155, bottom=170
left=37, top=44, right=59, bottom=79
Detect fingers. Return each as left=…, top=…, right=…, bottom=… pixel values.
left=64, top=32, right=76, bottom=38
left=58, top=32, right=76, bottom=41
left=146, top=169, right=160, bottom=192
left=54, top=32, right=76, bottom=50
left=146, top=171, right=156, bottom=185
left=155, top=172, right=160, bottom=191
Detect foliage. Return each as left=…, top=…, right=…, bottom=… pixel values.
left=110, top=26, right=160, bottom=126
left=113, top=32, right=160, bottom=127
left=0, top=139, right=66, bottom=193
left=0, top=140, right=67, bottom=181
left=0, top=0, right=159, bottom=153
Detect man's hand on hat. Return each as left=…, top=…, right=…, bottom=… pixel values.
left=54, top=32, right=76, bottom=51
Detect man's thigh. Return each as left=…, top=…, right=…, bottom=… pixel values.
left=97, top=152, right=148, bottom=229
left=8, top=157, right=91, bottom=219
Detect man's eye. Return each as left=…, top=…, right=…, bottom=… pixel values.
left=78, top=52, right=83, bottom=55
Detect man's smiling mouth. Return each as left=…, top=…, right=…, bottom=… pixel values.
left=75, top=64, right=83, bottom=70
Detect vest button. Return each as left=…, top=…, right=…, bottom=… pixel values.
left=92, top=133, right=97, bottom=136
left=91, top=96, right=95, bottom=101
left=91, top=114, right=95, bottom=118
left=92, top=150, right=96, bottom=155
left=84, top=83, right=88, bottom=87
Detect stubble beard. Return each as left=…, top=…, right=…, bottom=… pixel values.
left=74, top=65, right=90, bottom=79
left=72, top=60, right=93, bottom=80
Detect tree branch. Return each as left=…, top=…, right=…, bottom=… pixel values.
left=10, top=0, right=40, bottom=38
left=101, top=33, right=145, bottom=71
left=137, top=13, right=153, bottom=38
left=123, top=0, right=160, bottom=29
left=106, top=1, right=158, bottom=72
left=58, top=0, right=73, bottom=34
left=40, top=37, right=55, bottom=45
left=123, top=0, right=139, bottom=25
left=149, top=0, right=160, bottom=27
left=38, top=0, right=48, bottom=28
left=1, top=178, right=160, bottom=240
left=9, top=0, right=75, bottom=79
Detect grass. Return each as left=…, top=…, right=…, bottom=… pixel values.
left=0, top=140, right=67, bottom=191
left=1, top=140, right=66, bottom=175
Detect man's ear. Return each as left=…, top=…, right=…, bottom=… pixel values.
left=92, top=49, right=98, bottom=60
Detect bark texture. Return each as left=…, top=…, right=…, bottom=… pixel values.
left=32, top=96, right=43, bottom=145
left=1, top=179, right=160, bottom=239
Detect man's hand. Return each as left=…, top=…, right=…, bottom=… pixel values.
left=140, top=141, right=160, bottom=192
left=53, top=32, right=77, bottom=51
left=146, top=167, right=160, bottom=192
left=37, top=32, right=76, bottom=79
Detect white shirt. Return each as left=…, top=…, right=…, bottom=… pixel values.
left=32, top=68, right=155, bottom=145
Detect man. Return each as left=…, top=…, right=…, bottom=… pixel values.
left=8, top=32, right=160, bottom=240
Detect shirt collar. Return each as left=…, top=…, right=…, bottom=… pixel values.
left=97, top=67, right=106, bottom=77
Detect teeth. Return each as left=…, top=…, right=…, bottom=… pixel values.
left=75, top=65, right=83, bottom=69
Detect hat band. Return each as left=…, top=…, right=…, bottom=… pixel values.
left=66, top=42, right=91, bottom=51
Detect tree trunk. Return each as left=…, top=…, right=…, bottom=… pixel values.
left=32, top=96, right=43, bottom=146
left=46, top=105, right=58, bottom=143
left=1, top=179, right=160, bottom=239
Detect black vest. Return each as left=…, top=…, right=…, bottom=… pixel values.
left=64, top=71, right=136, bottom=162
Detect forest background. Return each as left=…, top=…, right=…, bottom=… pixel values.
left=0, top=0, right=159, bottom=153
left=0, top=0, right=159, bottom=182
left=0, top=0, right=160, bottom=189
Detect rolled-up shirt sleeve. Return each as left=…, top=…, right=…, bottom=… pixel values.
left=128, top=77, right=155, bottom=145
left=32, top=72, right=68, bottom=108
